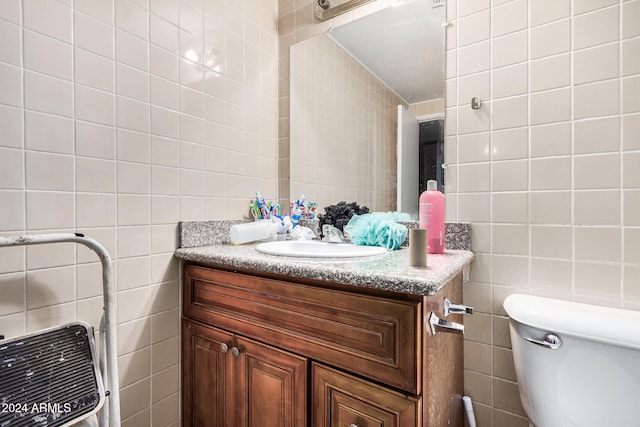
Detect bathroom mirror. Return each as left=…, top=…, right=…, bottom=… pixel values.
left=289, top=0, right=445, bottom=217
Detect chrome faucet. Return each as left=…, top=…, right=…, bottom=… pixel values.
left=321, top=225, right=349, bottom=243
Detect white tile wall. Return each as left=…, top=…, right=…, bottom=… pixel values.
left=447, top=0, right=640, bottom=425
left=0, top=0, right=279, bottom=425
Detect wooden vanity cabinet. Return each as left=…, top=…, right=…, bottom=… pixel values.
left=182, top=263, right=464, bottom=427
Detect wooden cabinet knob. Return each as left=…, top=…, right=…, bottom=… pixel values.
left=221, top=343, right=229, bottom=353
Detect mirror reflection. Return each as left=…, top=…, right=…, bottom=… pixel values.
left=289, top=0, right=445, bottom=218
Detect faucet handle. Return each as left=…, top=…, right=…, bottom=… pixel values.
left=322, top=225, right=347, bottom=243
left=428, top=312, right=464, bottom=335
left=443, top=297, right=474, bottom=317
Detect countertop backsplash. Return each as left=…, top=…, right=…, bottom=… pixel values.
left=179, top=220, right=471, bottom=251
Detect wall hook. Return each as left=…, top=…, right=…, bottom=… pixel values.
left=471, top=97, right=481, bottom=110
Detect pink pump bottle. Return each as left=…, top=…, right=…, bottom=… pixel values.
left=419, top=180, right=445, bottom=254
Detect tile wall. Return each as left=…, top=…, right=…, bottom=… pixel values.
left=0, top=0, right=279, bottom=425
left=446, top=0, right=640, bottom=425
left=289, top=33, right=400, bottom=211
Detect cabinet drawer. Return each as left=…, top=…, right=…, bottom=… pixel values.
left=184, top=265, right=421, bottom=393
left=312, top=363, right=420, bottom=427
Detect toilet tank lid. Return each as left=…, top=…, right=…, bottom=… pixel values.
left=503, top=294, right=640, bottom=350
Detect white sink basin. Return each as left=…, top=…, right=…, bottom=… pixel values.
left=255, top=240, right=387, bottom=258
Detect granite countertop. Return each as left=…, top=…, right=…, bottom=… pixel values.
left=175, top=243, right=474, bottom=296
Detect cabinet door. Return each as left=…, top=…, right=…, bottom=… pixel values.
left=234, top=336, right=308, bottom=427
left=182, top=320, right=233, bottom=427
left=312, top=363, right=420, bottom=427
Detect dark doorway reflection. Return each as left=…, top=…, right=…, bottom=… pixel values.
left=419, top=119, right=444, bottom=194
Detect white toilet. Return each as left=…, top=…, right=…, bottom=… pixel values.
left=503, top=294, right=640, bottom=427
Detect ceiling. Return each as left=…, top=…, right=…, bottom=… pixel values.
left=327, top=0, right=444, bottom=104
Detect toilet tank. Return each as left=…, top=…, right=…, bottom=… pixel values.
left=503, top=294, right=640, bottom=427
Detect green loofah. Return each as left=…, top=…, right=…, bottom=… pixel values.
left=344, top=212, right=410, bottom=251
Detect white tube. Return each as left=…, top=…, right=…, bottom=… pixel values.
left=99, top=314, right=109, bottom=427
left=230, top=220, right=278, bottom=244
left=463, top=395, right=477, bottom=427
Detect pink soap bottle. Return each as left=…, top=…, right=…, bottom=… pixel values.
left=419, top=180, right=445, bottom=254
